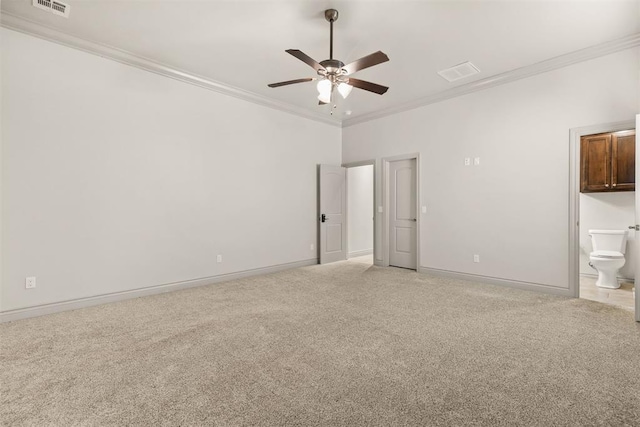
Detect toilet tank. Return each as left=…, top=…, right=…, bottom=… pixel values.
left=589, top=230, right=628, bottom=254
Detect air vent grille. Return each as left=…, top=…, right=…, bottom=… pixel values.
left=32, top=0, right=70, bottom=18
left=437, top=62, right=480, bottom=82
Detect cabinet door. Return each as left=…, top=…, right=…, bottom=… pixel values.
left=581, top=133, right=611, bottom=192
left=611, top=130, right=635, bottom=191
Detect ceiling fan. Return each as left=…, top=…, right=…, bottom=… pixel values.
left=268, top=9, right=389, bottom=106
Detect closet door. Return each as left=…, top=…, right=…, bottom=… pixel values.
left=388, top=159, right=417, bottom=270
left=612, top=130, right=636, bottom=191
left=580, top=133, right=612, bottom=192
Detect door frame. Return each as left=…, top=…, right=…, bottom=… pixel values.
left=382, top=153, right=421, bottom=269
left=343, top=160, right=377, bottom=261
left=568, top=119, right=636, bottom=298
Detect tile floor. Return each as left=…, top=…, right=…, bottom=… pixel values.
left=347, top=254, right=374, bottom=264
left=580, top=275, right=635, bottom=311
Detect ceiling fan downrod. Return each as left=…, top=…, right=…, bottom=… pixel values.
left=319, top=9, right=345, bottom=88
left=325, top=9, right=338, bottom=60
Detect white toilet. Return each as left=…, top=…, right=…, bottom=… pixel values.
left=589, top=230, right=628, bottom=289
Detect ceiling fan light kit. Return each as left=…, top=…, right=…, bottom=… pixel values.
left=268, top=9, right=390, bottom=109
left=337, top=82, right=352, bottom=98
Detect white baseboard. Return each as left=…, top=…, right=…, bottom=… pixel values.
left=418, top=267, right=573, bottom=297
left=0, top=258, right=318, bottom=323
left=348, top=249, right=373, bottom=258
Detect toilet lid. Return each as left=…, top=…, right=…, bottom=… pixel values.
left=591, top=250, right=624, bottom=259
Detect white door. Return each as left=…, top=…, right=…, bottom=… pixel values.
left=319, top=164, right=347, bottom=264
left=634, top=114, right=640, bottom=322
left=389, top=159, right=417, bottom=269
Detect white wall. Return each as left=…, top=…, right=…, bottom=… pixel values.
left=343, top=48, right=639, bottom=294
left=1, top=29, right=341, bottom=312
left=347, top=165, right=373, bottom=256
left=580, top=192, right=635, bottom=280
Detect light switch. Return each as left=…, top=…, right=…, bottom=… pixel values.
left=421, top=206, right=427, bottom=213
left=474, top=157, right=480, bottom=166
left=378, top=206, right=383, bottom=213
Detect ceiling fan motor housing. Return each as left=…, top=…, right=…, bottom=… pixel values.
left=319, top=59, right=348, bottom=86
left=319, top=59, right=345, bottom=74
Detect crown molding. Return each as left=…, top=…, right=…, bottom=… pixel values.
left=3, top=12, right=639, bottom=130
left=343, top=32, right=640, bottom=127
left=0, top=12, right=342, bottom=128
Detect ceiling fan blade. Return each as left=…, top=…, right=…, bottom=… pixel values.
left=268, top=78, right=315, bottom=88
left=285, top=49, right=325, bottom=72
left=347, top=78, right=388, bottom=95
left=343, top=51, right=389, bottom=75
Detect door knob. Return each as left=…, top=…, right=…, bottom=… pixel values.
left=410, top=218, right=417, bottom=222
left=629, top=225, right=639, bottom=231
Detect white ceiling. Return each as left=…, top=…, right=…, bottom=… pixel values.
left=2, top=0, right=639, bottom=123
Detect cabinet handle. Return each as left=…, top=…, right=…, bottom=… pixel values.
left=605, top=184, right=610, bottom=188
left=613, top=183, right=617, bottom=187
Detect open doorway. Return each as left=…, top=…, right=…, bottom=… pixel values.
left=571, top=122, right=636, bottom=313
left=345, top=162, right=375, bottom=267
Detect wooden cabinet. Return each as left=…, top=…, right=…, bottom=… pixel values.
left=612, top=131, right=636, bottom=191
left=581, top=130, right=635, bottom=193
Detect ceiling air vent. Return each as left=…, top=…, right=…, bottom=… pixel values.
left=32, top=0, right=70, bottom=18
left=437, top=61, right=480, bottom=82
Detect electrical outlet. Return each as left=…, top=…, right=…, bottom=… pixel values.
left=310, top=243, right=314, bottom=251
left=216, top=255, right=222, bottom=263
left=473, top=254, right=480, bottom=263
left=474, top=157, right=480, bottom=166
left=464, top=157, right=471, bottom=166
left=25, top=276, right=36, bottom=289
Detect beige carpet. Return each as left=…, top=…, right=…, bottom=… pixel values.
left=2, top=258, right=640, bottom=426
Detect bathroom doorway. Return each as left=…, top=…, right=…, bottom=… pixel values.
left=570, top=121, right=637, bottom=314
left=344, top=161, right=375, bottom=267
